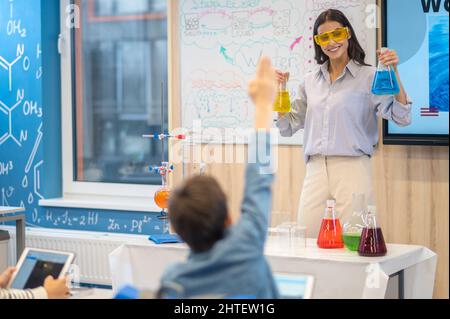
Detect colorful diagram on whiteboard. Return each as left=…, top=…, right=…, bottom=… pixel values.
left=180, top=0, right=377, bottom=144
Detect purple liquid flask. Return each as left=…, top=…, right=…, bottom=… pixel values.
left=358, top=206, right=387, bottom=257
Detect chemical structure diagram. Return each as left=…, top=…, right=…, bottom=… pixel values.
left=0, top=48, right=40, bottom=146
left=0, top=0, right=42, bottom=213
left=0, top=0, right=32, bottom=148
left=0, top=49, right=24, bottom=92
left=0, top=93, right=24, bottom=146
left=1, top=0, right=28, bottom=91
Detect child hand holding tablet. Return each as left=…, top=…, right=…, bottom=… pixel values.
left=0, top=248, right=73, bottom=299
left=0, top=267, right=69, bottom=299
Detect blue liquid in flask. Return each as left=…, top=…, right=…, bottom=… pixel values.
left=371, top=69, right=400, bottom=95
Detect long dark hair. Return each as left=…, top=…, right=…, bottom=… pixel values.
left=313, top=9, right=370, bottom=66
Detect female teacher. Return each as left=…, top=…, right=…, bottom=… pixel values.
left=276, top=9, right=412, bottom=237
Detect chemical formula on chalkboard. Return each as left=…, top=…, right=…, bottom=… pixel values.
left=27, top=208, right=166, bottom=235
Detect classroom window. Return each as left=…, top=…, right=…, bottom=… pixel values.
left=72, top=0, right=168, bottom=185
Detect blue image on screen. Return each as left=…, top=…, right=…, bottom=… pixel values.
left=429, top=16, right=449, bottom=113
left=388, top=9, right=449, bottom=136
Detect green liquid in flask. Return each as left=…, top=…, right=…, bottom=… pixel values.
left=343, top=233, right=361, bottom=252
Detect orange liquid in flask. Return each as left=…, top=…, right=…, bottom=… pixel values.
left=155, top=187, right=171, bottom=210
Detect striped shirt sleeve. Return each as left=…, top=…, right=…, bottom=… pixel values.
left=0, top=287, right=48, bottom=299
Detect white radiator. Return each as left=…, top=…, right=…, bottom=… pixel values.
left=1, top=227, right=149, bottom=286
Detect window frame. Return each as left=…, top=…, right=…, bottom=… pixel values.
left=59, top=0, right=173, bottom=205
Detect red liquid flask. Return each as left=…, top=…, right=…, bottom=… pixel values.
left=358, top=206, right=387, bottom=257
left=317, top=200, right=344, bottom=249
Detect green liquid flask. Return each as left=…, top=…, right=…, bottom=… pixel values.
left=342, top=193, right=366, bottom=251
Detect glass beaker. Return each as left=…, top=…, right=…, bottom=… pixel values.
left=317, top=200, right=344, bottom=249
left=342, top=193, right=366, bottom=251
left=268, top=226, right=290, bottom=252
left=358, top=206, right=387, bottom=257
left=291, top=225, right=307, bottom=250
left=371, top=47, right=400, bottom=95
left=275, top=222, right=307, bottom=251
left=273, top=82, right=291, bottom=113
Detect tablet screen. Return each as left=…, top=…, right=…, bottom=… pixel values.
left=274, top=273, right=314, bottom=299
left=11, top=250, right=71, bottom=289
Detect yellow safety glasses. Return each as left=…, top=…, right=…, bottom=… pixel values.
left=314, top=27, right=350, bottom=46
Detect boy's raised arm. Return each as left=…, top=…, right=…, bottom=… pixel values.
left=236, top=57, right=277, bottom=249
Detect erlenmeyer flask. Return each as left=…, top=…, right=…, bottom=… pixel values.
left=371, top=47, right=400, bottom=95
left=317, top=200, right=344, bottom=249
left=342, top=193, right=366, bottom=251
left=273, top=82, right=291, bottom=113
left=154, top=162, right=172, bottom=219
left=155, top=186, right=170, bottom=210
left=358, top=206, right=387, bottom=257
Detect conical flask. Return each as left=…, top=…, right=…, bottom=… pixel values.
left=155, top=185, right=170, bottom=210
left=317, top=200, right=344, bottom=249
left=273, top=82, right=291, bottom=113
left=358, top=206, right=387, bottom=257
left=371, top=47, right=400, bottom=95
left=154, top=162, right=171, bottom=217
left=343, top=193, right=366, bottom=251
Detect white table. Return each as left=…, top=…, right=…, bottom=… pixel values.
left=0, top=206, right=26, bottom=262
left=70, top=288, right=113, bottom=299
left=109, top=238, right=437, bottom=299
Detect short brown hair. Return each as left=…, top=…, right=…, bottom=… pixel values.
left=169, top=175, right=228, bottom=253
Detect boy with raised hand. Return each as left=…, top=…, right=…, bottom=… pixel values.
left=159, top=56, right=279, bottom=299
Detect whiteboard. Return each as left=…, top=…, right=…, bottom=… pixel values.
left=180, top=0, right=377, bottom=145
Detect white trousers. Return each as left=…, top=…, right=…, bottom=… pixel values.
left=297, top=155, right=376, bottom=238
